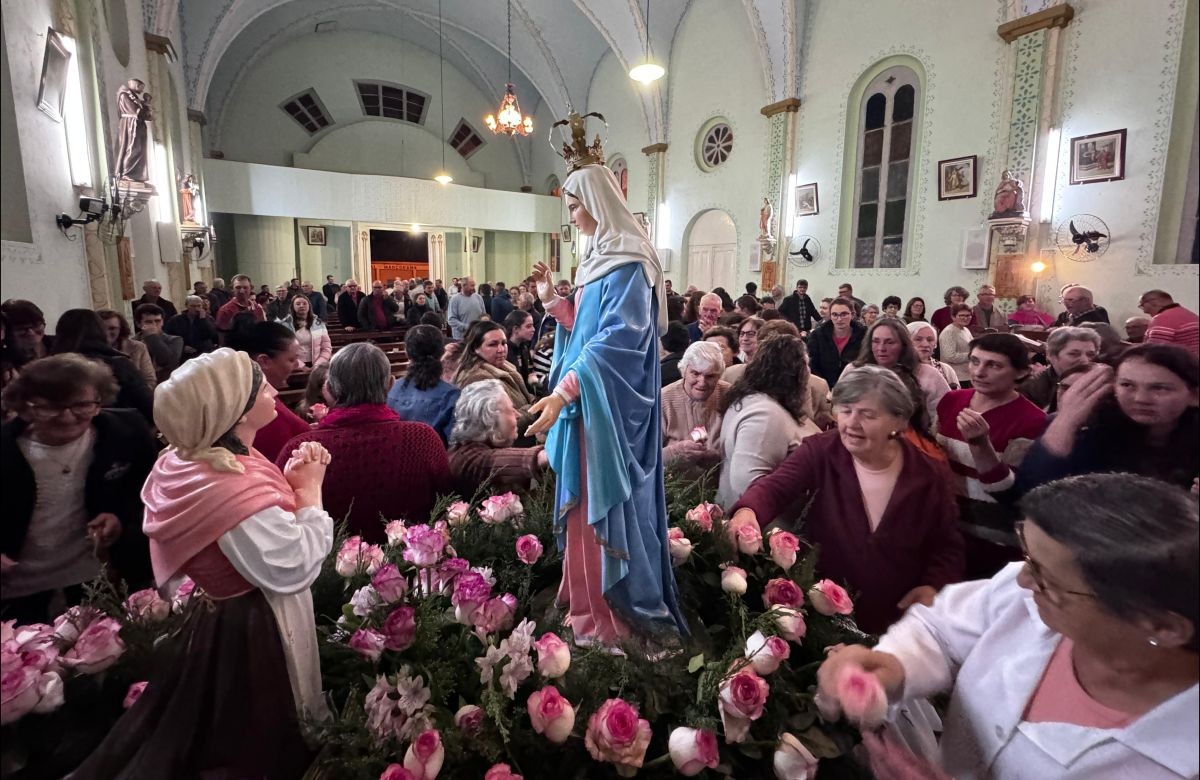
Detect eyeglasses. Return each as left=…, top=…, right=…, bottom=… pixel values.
left=26, top=399, right=102, bottom=420
left=1015, top=522, right=1097, bottom=605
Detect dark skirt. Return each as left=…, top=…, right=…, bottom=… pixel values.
left=70, top=589, right=313, bottom=780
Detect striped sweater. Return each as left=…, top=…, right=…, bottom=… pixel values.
left=935, top=390, right=1047, bottom=502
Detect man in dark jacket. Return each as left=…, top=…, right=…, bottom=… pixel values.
left=323, top=275, right=341, bottom=308
left=807, top=298, right=866, bottom=388
left=659, top=321, right=690, bottom=386
left=165, top=295, right=218, bottom=358
left=338, top=279, right=366, bottom=330
left=357, top=280, right=401, bottom=331
left=491, top=282, right=514, bottom=323
left=433, top=279, right=450, bottom=311
left=778, top=279, right=818, bottom=335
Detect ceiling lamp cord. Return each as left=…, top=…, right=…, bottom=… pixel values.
left=629, top=0, right=665, bottom=84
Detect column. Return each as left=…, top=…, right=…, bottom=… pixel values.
left=760, top=98, right=801, bottom=290
left=641, top=142, right=667, bottom=246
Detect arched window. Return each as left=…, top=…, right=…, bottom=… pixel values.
left=851, top=67, right=918, bottom=268
left=608, top=156, right=628, bottom=200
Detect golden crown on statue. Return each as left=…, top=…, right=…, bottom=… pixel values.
left=550, top=110, right=607, bottom=171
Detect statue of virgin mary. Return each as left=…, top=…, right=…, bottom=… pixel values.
left=526, top=148, right=686, bottom=650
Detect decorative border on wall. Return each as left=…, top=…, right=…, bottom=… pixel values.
left=826, top=45, right=937, bottom=277
left=1005, top=29, right=1047, bottom=181
left=1, top=241, right=43, bottom=265
left=980, top=27, right=1014, bottom=223
left=645, top=150, right=660, bottom=243
left=762, top=111, right=788, bottom=225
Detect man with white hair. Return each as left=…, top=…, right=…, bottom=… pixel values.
left=661, top=341, right=728, bottom=468
left=135, top=278, right=177, bottom=321
left=207, top=277, right=231, bottom=311
left=165, top=294, right=218, bottom=358
left=970, top=284, right=1008, bottom=333
left=687, top=292, right=723, bottom=343
left=1053, top=285, right=1109, bottom=327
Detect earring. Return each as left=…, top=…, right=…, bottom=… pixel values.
left=1147, top=637, right=1160, bottom=647
left=887, top=430, right=901, bottom=440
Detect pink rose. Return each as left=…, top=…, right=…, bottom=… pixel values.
left=5, top=624, right=58, bottom=672
left=533, top=632, right=571, bottom=678
left=720, top=564, right=748, bottom=595
left=123, top=681, right=148, bottom=709
left=685, top=502, right=720, bottom=533
left=382, top=606, right=417, bottom=652
left=335, top=537, right=386, bottom=576
left=350, top=585, right=383, bottom=617
left=744, top=630, right=791, bottom=676
left=690, top=425, right=708, bottom=444
left=668, top=726, right=720, bottom=776
left=763, top=578, right=805, bottom=610
left=60, top=617, right=125, bottom=674
left=767, top=605, right=807, bottom=644
left=372, top=564, right=409, bottom=603
left=718, top=666, right=770, bottom=743
left=1, top=665, right=41, bottom=724
left=808, top=579, right=854, bottom=616
left=584, top=698, right=652, bottom=776
left=834, top=662, right=888, bottom=728
left=667, top=527, right=693, bottom=567
left=453, top=704, right=485, bottom=735
left=484, top=764, right=523, bottom=780
left=515, top=534, right=543, bottom=565
left=768, top=531, right=801, bottom=571
left=774, top=732, right=819, bottom=779
left=124, top=588, right=170, bottom=623
left=432, top=557, right=469, bottom=594
left=402, top=524, right=447, bottom=567
left=451, top=571, right=493, bottom=625
left=526, top=685, right=576, bottom=744
left=472, top=595, right=516, bottom=638
left=733, top=522, right=763, bottom=555
left=479, top=492, right=524, bottom=525
left=403, top=728, right=444, bottom=780
left=379, top=764, right=417, bottom=780
left=446, top=501, right=471, bottom=527
left=384, top=520, right=408, bottom=547
left=349, top=628, right=387, bottom=662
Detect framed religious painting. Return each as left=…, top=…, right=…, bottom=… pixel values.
left=1069, top=129, right=1126, bottom=185
left=560, top=224, right=573, bottom=243
left=938, top=155, right=978, bottom=200
left=305, top=225, right=327, bottom=245
left=37, top=28, right=71, bottom=122
left=795, top=183, right=819, bottom=217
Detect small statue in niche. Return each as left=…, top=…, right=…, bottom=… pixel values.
left=990, top=169, right=1028, bottom=219
left=178, top=173, right=199, bottom=224
left=114, top=79, right=152, bottom=183
left=758, top=198, right=774, bottom=238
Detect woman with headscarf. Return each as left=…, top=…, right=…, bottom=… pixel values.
left=74, top=348, right=333, bottom=779
left=525, top=160, right=687, bottom=650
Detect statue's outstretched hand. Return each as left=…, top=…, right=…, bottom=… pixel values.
left=531, top=262, right=556, bottom=304
left=525, top=394, right=565, bottom=438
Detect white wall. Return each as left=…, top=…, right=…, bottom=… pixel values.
left=586, top=51, right=651, bottom=216
left=298, top=219, right=353, bottom=285
left=214, top=30, right=523, bottom=191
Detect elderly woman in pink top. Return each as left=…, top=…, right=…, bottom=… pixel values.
left=75, top=348, right=333, bottom=778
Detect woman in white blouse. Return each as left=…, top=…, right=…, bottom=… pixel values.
left=281, top=294, right=332, bottom=368
left=76, top=348, right=334, bottom=777
left=715, top=334, right=821, bottom=506
left=817, top=473, right=1198, bottom=779
left=939, top=304, right=975, bottom=388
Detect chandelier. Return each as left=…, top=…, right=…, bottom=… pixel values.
left=485, top=0, right=533, bottom=136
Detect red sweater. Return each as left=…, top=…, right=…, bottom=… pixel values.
left=276, top=404, right=451, bottom=543
left=253, top=398, right=312, bottom=463
left=732, top=430, right=964, bottom=633
left=935, top=390, right=1046, bottom=501
left=1146, top=304, right=1199, bottom=355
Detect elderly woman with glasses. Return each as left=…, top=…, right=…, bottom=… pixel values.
left=0, top=355, right=159, bottom=624
left=448, top=379, right=549, bottom=499
left=817, top=474, right=1198, bottom=779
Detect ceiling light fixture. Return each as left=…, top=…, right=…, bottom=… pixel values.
left=629, top=0, right=665, bottom=84
left=434, top=0, right=453, bottom=184
left=484, top=0, right=533, bottom=136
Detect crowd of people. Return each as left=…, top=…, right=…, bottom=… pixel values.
left=1, top=263, right=1197, bottom=777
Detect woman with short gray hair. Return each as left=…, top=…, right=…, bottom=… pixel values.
left=661, top=340, right=729, bottom=468
left=448, top=379, right=548, bottom=498
left=726, top=364, right=963, bottom=633
left=275, top=342, right=451, bottom=542
left=818, top=473, right=1198, bottom=779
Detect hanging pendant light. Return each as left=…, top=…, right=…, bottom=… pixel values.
left=485, top=0, right=533, bottom=136
left=434, top=0, right=452, bottom=183
left=629, top=0, right=665, bottom=84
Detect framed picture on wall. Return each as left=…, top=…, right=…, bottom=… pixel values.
left=471, top=235, right=482, bottom=254
left=305, top=225, right=327, bottom=246
left=1069, top=129, right=1126, bottom=185
left=37, top=28, right=71, bottom=122
left=938, top=155, right=978, bottom=200
left=795, top=183, right=819, bottom=217
left=560, top=224, right=573, bottom=243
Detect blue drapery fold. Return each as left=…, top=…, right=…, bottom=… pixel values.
left=546, top=263, right=687, bottom=637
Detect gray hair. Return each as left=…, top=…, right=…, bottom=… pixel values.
left=327, top=342, right=391, bottom=407
left=830, top=364, right=915, bottom=421
left=451, top=379, right=510, bottom=447
left=1068, top=285, right=1094, bottom=302
left=700, top=292, right=722, bottom=307
left=1021, top=474, right=1199, bottom=649
left=678, top=340, right=725, bottom=376
left=1047, top=326, right=1101, bottom=357
left=185, top=295, right=203, bottom=306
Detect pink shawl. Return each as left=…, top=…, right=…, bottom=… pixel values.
left=142, top=449, right=297, bottom=585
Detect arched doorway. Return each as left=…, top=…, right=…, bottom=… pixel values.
left=683, top=209, right=737, bottom=291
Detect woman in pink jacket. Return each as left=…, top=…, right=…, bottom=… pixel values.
left=281, top=295, right=331, bottom=368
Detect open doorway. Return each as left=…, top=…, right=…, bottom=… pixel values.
left=369, top=229, right=429, bottom=282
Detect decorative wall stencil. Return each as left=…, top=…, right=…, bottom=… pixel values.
left=645, top=149, right=660, bottom=241
left=1005, top=30, right=1046, bottom=182
left=763, top=111, right=788, bottom=232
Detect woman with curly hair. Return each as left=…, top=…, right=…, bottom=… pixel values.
left=931, top=286, right=976, bottom=333
left=714, top=334, right=821, bottom=506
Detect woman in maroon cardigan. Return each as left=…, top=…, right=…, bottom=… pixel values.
left=728, top=364, right=964, bottom=633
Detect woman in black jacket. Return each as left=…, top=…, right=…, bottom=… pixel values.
left=405, top=291, right=435, bottom=326
left=50, top=309, right=155, bottom=422
left=0, top=354, right=159, bottom=624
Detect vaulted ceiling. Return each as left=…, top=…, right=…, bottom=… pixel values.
left=176, top=0, right=804, bottom=145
